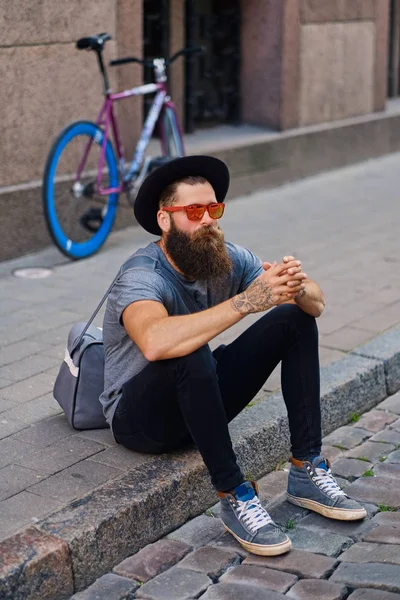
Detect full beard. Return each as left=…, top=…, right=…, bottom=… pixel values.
left=164, top=220, right=233, bottom=282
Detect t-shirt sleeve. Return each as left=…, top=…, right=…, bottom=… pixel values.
left=111, top=268, right=167, bottom=323
left=233, top=244, right=264, bottom=292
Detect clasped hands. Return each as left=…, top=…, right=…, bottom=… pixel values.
left=261, top=255, right=307, bottom=302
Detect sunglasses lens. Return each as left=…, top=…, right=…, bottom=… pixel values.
left=209, top=204, right=224, bottom=219
left=186, top=205, right=205, bottom=220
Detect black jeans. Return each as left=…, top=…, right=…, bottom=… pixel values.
left=113, top=304, right=321, bottom=492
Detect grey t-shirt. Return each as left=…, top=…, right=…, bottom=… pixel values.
left=100, top=241, right=263, bottom=430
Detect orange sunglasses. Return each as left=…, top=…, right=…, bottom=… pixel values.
left=162, top=203, right=225, bottom=221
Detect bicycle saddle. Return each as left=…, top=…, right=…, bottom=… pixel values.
left=76, top=33, right=111, bottom=52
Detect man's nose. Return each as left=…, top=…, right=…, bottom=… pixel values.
left=200, top=208, right=214, bottom=225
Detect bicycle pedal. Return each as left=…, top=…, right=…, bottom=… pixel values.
left=80, top=207, right=103, bottom=233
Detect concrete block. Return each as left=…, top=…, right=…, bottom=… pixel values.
left=330, top=561, right=400, bottom=593
left=243, top=549, right=336, bottom=579
left=3, top=393, right=62, bottom=426
left=332, top=458, right=373, bottom=481
left=0, top=372, right=56, bottom=403
left=220, top=564, right=297, bottom=594
left=113, top=539, right=191, bottom=583
left=210, top=532, right=250, bottom=558
left=15, top=436, right=105, bottom=474
left=70, top=573, right=138, bottom=600
left=178, top=546, right=240, bottom=580
left=74, top=428, right=115, bottom=447
left=322, top=426, right=372, bottom=450
left=267, top=497, right=310, bottom=529
left=0, top=353, right=60, bottom=383
left=0, top=464, right=46, bottom=501
left=353, top=409, right=398, bottom=432
left=352, top=325, right=400, bottom=394
left=27, top=459, right=121, bottom=503
left=199, top=582, right=287, bottom=599
left=287, top=579, right=347, bottom=600
left=135, top=566, right=211, bottom=600
left=362, top=512, right=400, bottom=545
left=346, top=441, right=396, bottom=462
left=368, top=429, right=400, bottom=445
left=0, top=436, right=34, bottom=469
left=345, top=477, right=400, bottom=508
left=320, top=326, right=374, bottom=352
left=296, top=511, right=375, bottom=541
left=0, top=527, right=73, bottom=600
left=373, top=463, right=400, bottom=479
left=168, top=514, right=225, bottom=549
left=339, top=542, right=400, bottom=565
left=256, top=470, right=289, bottom=504
left=347, top=589, right=400, bottom=600
left=0, top=378, right=12, bottom=389
left=89, top=444, right=153, bottom=470
left=0, top=340, right=50, bottom=368
left=13, top=415, right=73, bottom=449
left=0, top=491, right=61, bottom=544
left=376, top=391, right=400, bottom=414
left=387, top=450, right=400, bottom=463
left=288, top=527, right=353, bottom=557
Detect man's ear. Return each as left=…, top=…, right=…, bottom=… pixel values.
left=157, top=209, right=171, bottom=233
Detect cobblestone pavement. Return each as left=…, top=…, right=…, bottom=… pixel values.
left=70, top=392, right=400, bottom=600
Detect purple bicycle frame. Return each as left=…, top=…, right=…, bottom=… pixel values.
left=75, top=81, right=184, bottom=196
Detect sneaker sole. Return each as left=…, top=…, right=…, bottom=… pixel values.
left=223, top=524, right=292, bottom=556
left=286, top=493, right=367, bottom=521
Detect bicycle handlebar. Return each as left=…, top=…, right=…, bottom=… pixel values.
left=109, top=46, right=205, bottom=68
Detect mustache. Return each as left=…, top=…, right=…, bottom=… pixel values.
left=192, top=226, right=223, bottom=240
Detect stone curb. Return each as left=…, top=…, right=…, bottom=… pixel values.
left=1, top=327, right=399, bottom=599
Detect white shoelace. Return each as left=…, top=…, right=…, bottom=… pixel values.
left=313, top=466, right=347, bottom=499
left=236, top=496, right=273, bottom=533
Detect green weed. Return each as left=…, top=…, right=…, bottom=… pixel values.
left=350, top=412, right=360, bottom=423
left=362, top=469, right=374, bottom=477
left=378, top=504, right=395, bottom=512
left=286, top=519, right=295, bottom=530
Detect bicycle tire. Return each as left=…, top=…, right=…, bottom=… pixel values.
left=160, top=107, right=184, bottom=158
left=43, top=120, right=119, bottom=260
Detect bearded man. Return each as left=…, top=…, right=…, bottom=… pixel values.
left=100, top=155, right=367, bottom=557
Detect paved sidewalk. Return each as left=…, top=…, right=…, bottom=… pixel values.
left=70, top=391, right=400, bottom=600
left=1, top=153, right=400, bottom=543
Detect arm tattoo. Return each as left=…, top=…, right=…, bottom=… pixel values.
left=231, top=279, right=274, bottom=314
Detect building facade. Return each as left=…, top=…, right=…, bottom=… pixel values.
left=0, top=0, right=395, bottom=260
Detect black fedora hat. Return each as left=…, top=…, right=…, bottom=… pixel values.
left=134, top=155, right=230, bottom=235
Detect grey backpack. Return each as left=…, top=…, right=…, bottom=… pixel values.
left=53, top=255, right=155, bottom=430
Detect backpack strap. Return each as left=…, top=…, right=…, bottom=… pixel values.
left=71, top=255, right=155, bottom=353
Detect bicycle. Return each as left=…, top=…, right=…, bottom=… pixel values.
left=43, top=32, right=204, bottom=260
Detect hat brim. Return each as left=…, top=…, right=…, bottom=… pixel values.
left=133, top=155, right=230, bottom=235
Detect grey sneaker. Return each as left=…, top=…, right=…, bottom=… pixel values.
left=219, top=481, right=292, bottom=556
left=287, top=456, right=367, bottom=521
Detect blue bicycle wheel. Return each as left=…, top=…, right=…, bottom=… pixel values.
left=43, top=120, right=119, bottom=259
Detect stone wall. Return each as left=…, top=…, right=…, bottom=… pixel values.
left=240, top=0, right=390, bottom=130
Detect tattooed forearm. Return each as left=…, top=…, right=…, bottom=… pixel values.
left=231, top=279, right=274, bottom=314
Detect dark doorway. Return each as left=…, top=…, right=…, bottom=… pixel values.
left=185, top=0, right=241, bottom=132
left=388, top=0, right=400, bottom=97
left=143, top=0, right=169, bottom=118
